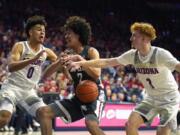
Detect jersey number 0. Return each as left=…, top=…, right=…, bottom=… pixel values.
left=27, top=67, right=35, bottom=78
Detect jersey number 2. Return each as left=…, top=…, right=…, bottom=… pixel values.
left=146, top=78, right=155, bottom=89
left=77, top=73, right=83, bottom=82
left=27, top=67, right=35, bottom=78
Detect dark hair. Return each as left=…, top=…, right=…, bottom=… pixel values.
left=25, top=15, right=47, bottom=37
left=63, top=16, right=92, bottom=45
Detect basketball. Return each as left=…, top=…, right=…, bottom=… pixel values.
left=76, top=80, right=99, bottom=103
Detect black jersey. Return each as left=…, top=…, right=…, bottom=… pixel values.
left=69, top=46, right=101, bottom=89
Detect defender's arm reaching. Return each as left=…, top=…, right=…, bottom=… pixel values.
left=67, top=57, right=120, bottom=69
left=66, top=49, right=134, bottom=69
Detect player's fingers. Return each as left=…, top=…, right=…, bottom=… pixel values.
left=64, top=60, right=71, bottom=67
left=59, top=52, right=67, bottom=57
left=60, top=57, right=68, bottom=65
left=63, top=55, right=71, bottom=62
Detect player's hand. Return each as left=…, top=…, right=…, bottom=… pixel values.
left=63, top=54, right=84, bottom=62
left=32, top=50, right=46, bottom=62
left=57, top=52, right=69, bottom=66
left=65, top=61, right=81, bottom=71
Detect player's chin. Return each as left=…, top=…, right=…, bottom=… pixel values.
left=38, top=39, right=44, bottom=44
left=132, top=44, right=138, bottom=49
left=66, top=43, right=74, bottom=48
left=131, top=44, right=135, bottom=49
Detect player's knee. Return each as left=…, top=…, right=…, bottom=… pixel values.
left=126, top=112, right=144, bottom=131
left=126, top=118, right=140, bottom=130
left=37, top=106, right=54, bottom=119
left=85, top=119, right=99, bottom=130
left=0, top=111, right=11, bottom=126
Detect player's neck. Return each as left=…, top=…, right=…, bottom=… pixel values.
left=139, top=43, right=151, bottom=57
left=28, top=40, right=41, bottom=52
left=73, top=44, right=84, bottom=54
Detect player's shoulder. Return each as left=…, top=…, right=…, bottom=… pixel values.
left=14, top=41, right=25, bottom=47
left=43, top=46, right=51, bottom=51
left=12, top=41, right=26, bottom=51
left=153, top=46, right=175, bottom=63
left=128, top=49, right=136, bottom=53
left=43, top=47, right=56, bottom=55
left=43, top=47, right=57, bottom=62
left=88, top=46, right=99, bottom=54
left=154, top=46, right=172, bottom=56
left=88, top=46, right=98, bottom=51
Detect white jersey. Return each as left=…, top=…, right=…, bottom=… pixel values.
left=117, top=46, right=179, bottom=98
left=6, top=41, right=47, bottom=90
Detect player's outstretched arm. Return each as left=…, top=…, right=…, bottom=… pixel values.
left=67, top=49, right=133, bottom=69
left=8, top=42, right=45, bottom=72
left=71, top=57, right=120, bottom=69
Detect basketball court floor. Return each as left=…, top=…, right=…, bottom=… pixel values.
left=0, top=130, right=156, bottom=135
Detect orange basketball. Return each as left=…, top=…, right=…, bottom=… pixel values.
left=76, top=80, right=99, bottom=103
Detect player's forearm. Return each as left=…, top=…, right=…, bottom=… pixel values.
left=8, top=58, right=35, bottom=72
left=82, top=66, right=101, bottom=80
left=77, top=58, right=119, bottom=68
left=42, top=61, right=61, bottom=79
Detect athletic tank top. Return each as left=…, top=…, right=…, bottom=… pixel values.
left=134, top=47, right=178, bottom=97
left=69, top=46, right=102, bottom=89
left=7, top=41, right=47, bottom=89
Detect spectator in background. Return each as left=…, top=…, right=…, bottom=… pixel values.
left=105, top=85, right=112, bottom=101
left=110, top=93, right=119, bottom=103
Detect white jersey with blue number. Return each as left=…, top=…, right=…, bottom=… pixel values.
left=116, top=46, right=179, bottom=99
left=7, top=41, right=47, bottom=89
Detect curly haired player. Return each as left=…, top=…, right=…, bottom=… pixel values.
left=40, top=16, right=106, bottom=135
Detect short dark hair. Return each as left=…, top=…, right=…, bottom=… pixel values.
left=25, top=15, right=47, bottom=37
left=63, top=16, right=92, bottom=45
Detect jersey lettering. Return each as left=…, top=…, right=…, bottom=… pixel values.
left=135, top=67, right=159, bottom=74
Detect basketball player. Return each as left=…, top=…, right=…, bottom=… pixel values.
left=41, top=16, right=106, bottom=135
left=67, top=22, right=180, bottom=135
left=0, top=15, right=57, bottom=135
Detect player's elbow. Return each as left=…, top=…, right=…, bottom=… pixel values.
left=93, top=71, right=101, bottom=80
left=94, top=74, right=100, bottom=80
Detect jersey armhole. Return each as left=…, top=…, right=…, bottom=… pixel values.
left=17, top=42, right=25, bottom=58
left=21, top=42, right=26, bottom=56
